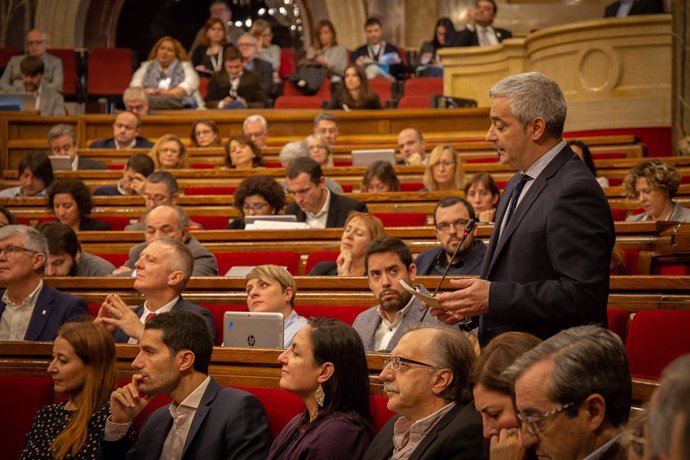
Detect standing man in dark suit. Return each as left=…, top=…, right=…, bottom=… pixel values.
left=285, top=157, right=367, bottom=228
left=0, top=225, right=87, bottom=341
left=364, top=324, right=483, bottom=459
left=206, top=47, right=266, bottom=109
left=456, top=0, right=512, bottom=47
left=102, top=310, right=271, bottom=460
left=47, top=124, right=107, bottom=170
left=434, top=72, right=615, bottom=345
left=96, top=237, right=216, bottom=344
left=89, top=111, right=154, bottom=150
left=604, top=0, right=664, bottom=17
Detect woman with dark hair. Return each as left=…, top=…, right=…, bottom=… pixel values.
left=228, top=175, right=286, bottom=229
left=464, top=172, right=501, bottom=223
left=48, top=179, right=111, bottom=231
left=361, top=161, right=401, bottom=193
left=417, top=17, right=456, bottom=77
left=225, top=135, right=263, bottom=169
left=192, top=17, right=229, bottom=78
left=190, top=119, right=221, bottom=147
left=305, top=19, right=348, bottom=79
left=469, top=332, right=542, bottom=459
left=326, top=65, right=381, bottom=110
left=0, top=206, right=17, bottom=227
left=0, top=150, right=54, bottom=197
left=568, top=140, right=609, bottom=188
left=21, top=321, right=117, bottom=459
left=268, top=318, right=373, bottom=459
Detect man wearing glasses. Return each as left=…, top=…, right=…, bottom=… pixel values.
left=0, top=225, right=87, bottom=341
left=364, top=324, right=483, bottom=459
left=0, top=30, right=63, bottom=92
left=505, top=325, right=631, bottom=459
left=415, top=196, right=486, bottom=276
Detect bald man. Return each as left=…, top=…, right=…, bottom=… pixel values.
left=90, top=111, right=154, bottom=150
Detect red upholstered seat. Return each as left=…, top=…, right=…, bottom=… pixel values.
left=238, top=386, right=304, bottom=437
left=190, top=163, right=214, bottom=169
left=95, top=216, right=130, bottom=230
left=47, top=49, right=77, bottom=97
left=304, top=251, right=339, bottom=275
left=655, top=263, right=690, bottom=275
left=279, top=48, right=296, bottom=79
left=274, top=95, right=325, bottom=109
left=87, top=48, right=133, bottom=96
left=372, top=212, right=427, bottom=227
left=189, top=215, right=229, bottom=230
left=371, top=394, right=396, bottom=432
left=607, top=309, right=630, bottom=342
left=403, top=77, right=442, bottom=98
left=333, top=160, right=352, bottom=167
left=283, top=78, right=330, bottom=99
left=465, top=157, right=499, bottom=164
left=626, top=310, right=690, bottom=380
left=400, top=182, right=424, bottom=192
left=610, top=208, right=628, bottom=221
left=215, top=252, right=301, bottom=276
left=107, top=163, right=123, bottom=170
left=369, top=77, right=393, bottom=104
left=0, top=376, right=55, bottom=460
left=397, top=95, right=430, bottom=109
left=185, top=186, right=237, bottom=195
left=608, top=177, right=623, bottom=186
left=295, top=305, right=370, bottom=326
left=621, top=248, right=641, bottom=275
left=199, top=304, right=247, bottom=346
left=0, top=48, right=19, bottom=67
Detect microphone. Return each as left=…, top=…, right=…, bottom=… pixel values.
left=431, top=218, right=476, bottom=297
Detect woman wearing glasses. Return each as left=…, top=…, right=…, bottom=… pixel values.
left=189, top=119, right=221, bottom=147
left=423, top=144, right=465, bottom=192
left=268, top=318, right=373, bottom=459
left=306, top=134, right=334, bottom=168
left=469, top=332, right=542, bottom=459
left=228, top=176, right=286, bottom=229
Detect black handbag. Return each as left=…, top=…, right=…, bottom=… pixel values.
left=288, top=65, right=327, bottom=96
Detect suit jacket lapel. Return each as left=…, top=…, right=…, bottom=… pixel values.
left=409, top=404, right=458, bottom=460
left=481, top=176, right=515, bottom=277
left=114, top=306, right=143, bottom=343
left=181, top=379, right=218, bottom=458
left=326, top=193, right=338, bottom=228
left=24, top=284, right=51, bottom=340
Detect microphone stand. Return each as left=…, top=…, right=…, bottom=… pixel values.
left=431, top=218, right=477, bottom=297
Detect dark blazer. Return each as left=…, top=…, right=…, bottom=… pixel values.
left=285, top=192, right=368, bottom=228
left=79, top=217, right=111, bottom=231
left=308, top=261, right=338, bottom=276
left=93, top=185, right=123, bottom=196
left=326, top=87, right=382, bottom=110
left=455, top=27, right=512, bottom=46
left=604, top=0, right=663, bottom=16
left=351, top=43, right=405, bottom=79
left=0, top=284, right=88, bottom=341
left=206, top=70, right=266, bottom=109
left=103, top=378, right=272, bottom=460
left=363, top=402, right=483, bottom=460
left=89, top=137, right=154, bottom=149
left=414, top=242, right=486, bottom=276
left=479, top=145, right=615, bottom=345
left=112, top=297, right=216, bottom=344
left=244, top=57, right=274, bottom=97
left=77, top=156, right=107, bottom=170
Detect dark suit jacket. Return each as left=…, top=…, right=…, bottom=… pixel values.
left=93, top=185, right=123, bottom=196
left=206, top=70, right=266, bottom=109
left=0, top=284, right=88, bottom=341
left=245, top=57, right=274, bottom=97
left=414, top=242, right=486, bottom=276
left=285, top=192, right=368, bottom=228
left=308, top=261, right=338, bottom=276
left=604, top=0, right=663, bottom=16
left=79, top=217, right=111, bottom=231
left=89, top=137, right=154, bottom=149
left=77, top=156, right=107, bottom=170
left=363, top=402, right=483, bottom=460
left=479, top=145, right=615, bottom=345
left=351, top=43, right=405, bottom=79
left=112, top=297, right=216, bottom=344
left=103, top=378, right=272, bottom=460
left=455, top=27, right=512, bottom=46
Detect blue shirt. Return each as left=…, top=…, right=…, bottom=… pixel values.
left=284, top=309, right=308, bottom=348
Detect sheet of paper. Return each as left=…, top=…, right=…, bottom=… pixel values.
left=398, top=279, right=439, bottom=308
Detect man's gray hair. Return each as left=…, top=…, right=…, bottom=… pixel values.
left=313, top=112, right=338, bottom=128
left=150, top=237, right=194, bottom=288
left=144, top=205, right=189, bottom=233
left=648, top=354, right=690, bottom=457
left=147, top=170, right=178, bottom=194
left=47, top=123, right=77, bottom=145
left=405, top=323, right=475, bottom=403
left=489, top=72, right=567, bottom=139
left=504, top=325, right=631, bottom=427
left=243, top=114, right=267, bottom=131
left=238, top=33, right=257, bottom=45
left=0, top=225, right=49, bottom=271
left=278, top=141, right=309, bottom=168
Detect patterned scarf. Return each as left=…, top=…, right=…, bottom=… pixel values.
left=141, top=58, right=195, bottom=106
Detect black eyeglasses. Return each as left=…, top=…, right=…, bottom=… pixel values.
left=435, top=218, right=469, bottom=233
left=517, top=402, right=575, bottom=435
left=383, top=355, right=437, bottom=371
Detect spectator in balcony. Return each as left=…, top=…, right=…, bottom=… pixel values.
left=362, top=161, right=401, bottom=193
left=94, top=153, right=154, bottom=197
left=37, top=222, right=115, bottom=277
left=148, top=134, right=189, bottom=170
left=456, top=0, right=512, bottom=47
left=0, top=29, right=63, bottom=92
left=242, top=114, right=269, bottom=149
left=464, top=172, right=500, bottom=223
left=623, top=159, right=690, bottom=222
left=16, top=55, right=65, bottom=116
left=122, top=87, right=149, bottom=116
left=190, top=0, right=243, bottom=52
left=417, top=17, right=457, bottom=77
left=130, top=36, right=203, bottom=109
left=48, top=179, right=111, bottom=231
left=309, top=212, right=385, bottom=277
left=237, top=34, right=274, bottom=98
left=190, top=119, right=222, bottom=147
left=604, top=0, right=664, bottom=17
left=228, top=175, right=285, bottom=230
left=224, top=135, right=263, bottom=169
left=192, top=18, right=229, bottom=78
left=0, top=150, right=54, bottom=198
left=423, top=144, right=465, bottom=192
left=89, top=111, right=154, bottom=150
left=569, top=140, right=609, bottom=188
left=250, top=19, right=281, bottom=78
left=305, top=19, right=348, bottom=82
left=306, top=134, right=334, bottom=168
left=351, top=17, right=404, bottom=81
left=326, top=65, right=382, bottom=110
left=206, top=47, right=266, bottom=109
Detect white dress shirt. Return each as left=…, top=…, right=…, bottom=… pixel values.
left=0, top=280, right=44, bottom=341
left=126, top=296, right=180, bottom=344
left=305, top=188, right=330, bottom=229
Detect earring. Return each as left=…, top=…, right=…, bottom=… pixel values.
left=315, top=384, right=325, bottom=407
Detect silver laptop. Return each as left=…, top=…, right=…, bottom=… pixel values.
left=351, top=149, right=396, bottom=166
left=49, top=155, right=72, bottom=171
left=223, top=311, right=284, bottom=348
left=0, top=93, right=35, bottom=112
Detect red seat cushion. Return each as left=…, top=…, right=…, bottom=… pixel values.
left=185, top=186, right=237, bottom=196
left=610, top=208, right=628, bottom=221
left=305, top=252, right=339, bottom=275
left=626, top=310, right=690, bottom=380
left=189, top=215, right=229, bottom=230
left=47, top=49, right=77, bottom=96
left=200, top=304, right=247, bottom=346
left=237, top=386, right=304, bottom=438
left=400, top=182, right=424, bottom=192
left=295, top=305, right=370, bottom=326
left=215, top=252, right=301, bottom=276
left=397, top=95, right=430, bottom=109
left=93, top=252, right=129, bottom=268
left=370, top=394, right=396, bottom=432
left=372, top=212, right=427, bottom=227
left=87, top=48, right=134, bottom=96
left=607, top=309, right=630, bottom=342
left=403, top=77, right=442, bottom=97
left=95, top=216, right=130, bottom=231
left=274, top=96, right=325, bottom=109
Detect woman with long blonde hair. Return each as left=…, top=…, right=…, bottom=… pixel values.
left=423, top=144, right=465, bottom=191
